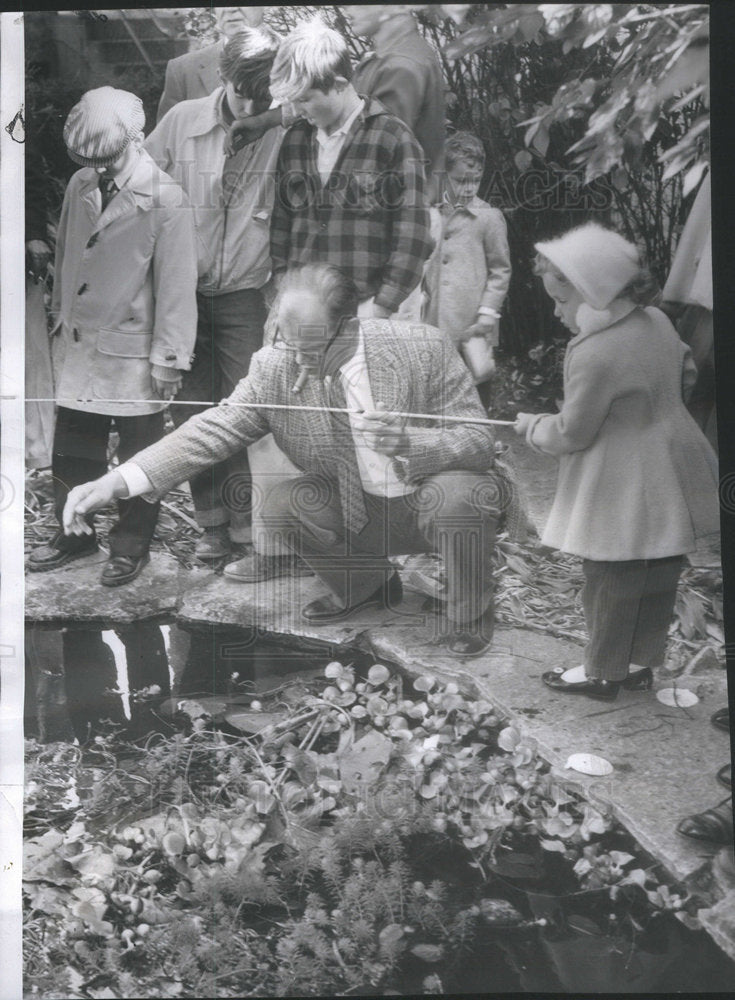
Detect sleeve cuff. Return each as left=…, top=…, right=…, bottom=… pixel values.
left=150, top=363, right=182, bottom=382
left=116, top=462, right=154, bottom=498
left=525, top=414, right=548, bottom=453
left=478, top=306, right=501, bottom=320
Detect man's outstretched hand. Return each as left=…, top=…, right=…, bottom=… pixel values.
left=63, top=472, right=128, bottom=536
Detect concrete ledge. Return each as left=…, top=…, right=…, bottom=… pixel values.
left=25, top=549, right=190, bottom=626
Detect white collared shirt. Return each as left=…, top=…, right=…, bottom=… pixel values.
left=315, top=98, right=364, bottom=184
left=338, top=326, right=414, bottom=497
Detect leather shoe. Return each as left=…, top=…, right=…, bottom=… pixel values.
left=28, top=531, right=98, bottom=572
left=445, top=607, right=495, bottom=659
left=101, top=553, right=150, bottom=587
left=712, top=707, right=730, bottom=733
left=224, top=552, right=314, bottom=583
left=542, top=666, right=652, bottom=702
left=195, top=525, right=231, bottom=563
left=677, top=799, right=734, bottom=845
left=302, top=572, right=402, bottom=624
left=447, top=630, right=492, bottom=658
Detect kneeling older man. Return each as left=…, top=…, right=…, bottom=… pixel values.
left=63, top=264, right=516, bottom=657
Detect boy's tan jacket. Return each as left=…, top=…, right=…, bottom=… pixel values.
left=50, top=150, right=198, bottom=415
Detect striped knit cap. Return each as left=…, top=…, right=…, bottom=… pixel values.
left=63, top=87, right=145, bottom=168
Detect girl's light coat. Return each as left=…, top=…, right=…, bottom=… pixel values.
left=525, top=300, right=719, bottom=560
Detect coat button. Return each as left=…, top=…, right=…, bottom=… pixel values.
left=77, top=283, right=88, bottom=295
left=442, top=257, right=450, bottom=264
left=164, top=353, right=176, bottom=361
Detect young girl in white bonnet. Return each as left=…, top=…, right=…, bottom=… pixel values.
left=514, top=222, right=719, bottom=700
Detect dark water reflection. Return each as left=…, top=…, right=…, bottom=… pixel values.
left=24, top=620, right=333, bottom=744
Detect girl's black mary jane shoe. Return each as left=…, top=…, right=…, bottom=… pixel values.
left=542, top=666, right=653, bottom=702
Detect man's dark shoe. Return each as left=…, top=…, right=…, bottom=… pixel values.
left=446, top=607, right=495, bottom=659
left=302, top=572, right=403, bottom=624
left=28, top=531, right=98, bottom=572
left=100, top=553, right=150, bottom=587
left=447, top=631, right=492, bottom=658
left=223, top=552, right=314, bottom=583
left=195, top=525, right=231, bottom=563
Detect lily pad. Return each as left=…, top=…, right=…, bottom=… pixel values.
left=497, top=726, right=521, bottom=752
left=339, top=730, right=393, bottom=794
left=368, top=664, right=391, bottom=685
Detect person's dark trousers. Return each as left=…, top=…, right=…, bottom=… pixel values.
left=581, top=555, right=685, bottom=681
left=52, top=405, right=163, bottom=558
left=265, top=470, right=499, bottom=634
left=170, top=288, right=267, bottom=535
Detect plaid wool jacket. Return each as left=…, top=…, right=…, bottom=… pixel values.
left=270, top=98, right=433, bottom=314
left=132, top=319, right=525, bottom=537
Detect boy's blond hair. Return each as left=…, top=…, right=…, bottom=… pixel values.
left=269, top=17, right=353, bottom=104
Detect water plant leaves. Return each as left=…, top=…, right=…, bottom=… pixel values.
left=497, top=726, right=521, bottom=752
left=478, top=898, right=524, bottom=926
left=540, top=838, right=567, bottom=852
left=339, top=731, right=393, bottom=794
left=368, top=664, right=390, bottom=685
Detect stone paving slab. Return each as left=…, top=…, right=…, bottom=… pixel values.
left=176, top=567, right=416, bottom=650
left=24, top=549, right=191, bottom=626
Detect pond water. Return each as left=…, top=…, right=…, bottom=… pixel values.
left=24, top=618, right=347, bottom=743
left=23, top=619, right=735, bottom=994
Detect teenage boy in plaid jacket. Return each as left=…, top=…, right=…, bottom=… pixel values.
left=268, top=18, right=432, bottom=319
left=225, top=17, right=434, bottom=584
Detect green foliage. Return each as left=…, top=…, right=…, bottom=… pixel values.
left=407, top=4, right=708, bottom=344
left=443, top=4, right=709, bottom=192
left=24, top=663, right=698, bottom=998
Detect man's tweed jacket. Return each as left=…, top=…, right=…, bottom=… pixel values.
left=132, top=319, right=520, bottom=535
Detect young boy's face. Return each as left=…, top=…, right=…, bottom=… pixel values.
left=95, top=137, right=141, bottom=180
left=292, top=86, right=345, bottom=132
left=446, top=161, right=483, bottom=205
left=223, top=79, right=257, bottom=120
left=542, top=265, right=584, bottom=334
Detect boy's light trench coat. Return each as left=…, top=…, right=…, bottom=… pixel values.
left=51, top=150, right=198, bottom=416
